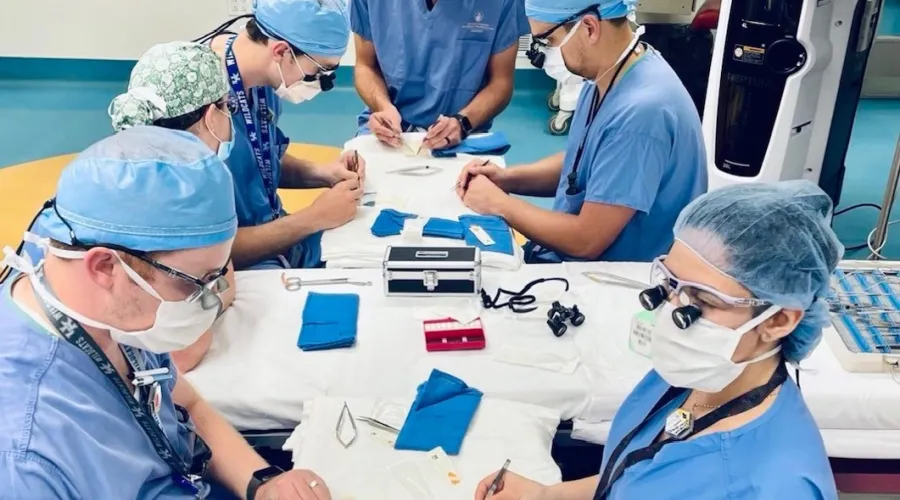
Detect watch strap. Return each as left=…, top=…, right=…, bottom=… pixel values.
left=454, top=114, right=473, bottom=139
left=246, top=465, right=284, bottom=500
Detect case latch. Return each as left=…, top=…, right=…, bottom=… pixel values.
left=423, top=270, right=439, bottom=291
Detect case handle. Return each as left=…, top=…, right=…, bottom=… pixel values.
left=415, top=251, right=449, bottom=259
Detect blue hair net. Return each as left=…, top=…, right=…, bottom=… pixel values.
left=254, top=0, right=350, bottom=57
left=673, top=180, right=844, bottom=363
left=525, top=0, right=637, bottom=24
left=39, top=126, right=237, bottom=252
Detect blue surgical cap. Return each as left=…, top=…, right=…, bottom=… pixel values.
left=254, top=0, right=350, bottom=57
left=39, top=126, right=237, bottom=253
left=673, top=180, right=844, bottom=363
left=525, top=0, right=637, bottom=23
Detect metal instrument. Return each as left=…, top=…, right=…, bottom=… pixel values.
left=356, top=416, right=400, bottom=434
left=336, top=402, right=358, bottom=448
left=581, top=271, right=649, bottom=290
left=281, top=274, right=373, bottom=292
left=385, top=165, right=441, bottom=176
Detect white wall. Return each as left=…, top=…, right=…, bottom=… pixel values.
left=0, top=0, right=365, bottom=65
left=0, top=0, right=694, bottom=69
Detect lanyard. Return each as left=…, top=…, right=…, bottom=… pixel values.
left=224, top=36, right=280, bottom=219
left=30, top=268, right=208, bottom=497
left=566, top=40, right=641, bottom=196
left=593, top=362, right=789, bottom=500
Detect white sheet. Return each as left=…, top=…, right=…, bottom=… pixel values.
left=186, top=266, right=592, bottom=430
left=564, top=261, right=900, bottom=435
left=321, top=133, right=523, bottom=270
left=284, top=397, right=562, bottom=500
left=569, top=420, right=900, bottom=459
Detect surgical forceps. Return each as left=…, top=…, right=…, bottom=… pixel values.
left=386, top=164, right=441, bottom=176
left=336, top=401, right=358, bottom=448
left=281, top=273, right=373, bottom=292
left=356, top=416, right=400, bottom=434
left=581, top=271, right=649, bottom=290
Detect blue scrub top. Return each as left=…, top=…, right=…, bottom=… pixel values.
left=526, top=48, right=708, bottom=264
left=0, top=277, right=197, bottom=499
left=226, top=86, right=323, bottom=270
left=350, top=0, right=529, bottom=132
left=600, top=370, right=838, bottom=499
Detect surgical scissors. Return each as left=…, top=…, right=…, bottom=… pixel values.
left=281, top=273, right=373, bottom=292
left=386, top=165, right=441, bottom=176
left=581, top=271, right=649, bottom=290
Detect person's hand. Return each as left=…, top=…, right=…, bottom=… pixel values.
left=319, top=151, right=366, bottom=187
left=423, top=114, right=463, bottom=151
left=473, top=471, right=548, bottom=500
left=462, top=174, right=508, bottom=216
left=308, top=178, right=361, bottom=230
left=253, top=469, right=331, bottom=500
left=456, top=159, right=508, bottom=198
left=369, top=107, right=403, bottom=148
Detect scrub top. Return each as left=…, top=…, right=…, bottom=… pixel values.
left=226, top=86, right=323, bottom=270
left=0, top=276, right=198, bottom=499
left=598, top=370, right=838, bottom=499
left=525, top=47, right=708, bottom=264
left=350, top=0, right=530, bottom=133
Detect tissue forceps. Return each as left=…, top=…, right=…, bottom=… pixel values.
left=356, top=416, right=400, bottom=434
left=336, top=402, right=358, bottom=448
left=386, top=165, right=441, bottom=176
left=581, top=271, right=649, bottom=290
left=281, top=273, right=373, bottom=291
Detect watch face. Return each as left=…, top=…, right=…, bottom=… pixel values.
left=254, top=465, right=283, bottom=482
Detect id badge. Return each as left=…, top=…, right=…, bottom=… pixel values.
left=629, top=310, right=654, bottom=358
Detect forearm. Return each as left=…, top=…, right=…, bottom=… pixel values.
left=497, top=197, right=602, bottom=258
left=231, top=210, right=322, bottom=269
left=545, top=476, right=600, bottom=500
left=190, top=398, right=268, bottom=499
left=459, top=77, right=513, bottom=130
left=354, top=60, right=393, bottom=112
left=280, top=154, right=329, bottom=189
left=503, top=152, right=565, bottom=197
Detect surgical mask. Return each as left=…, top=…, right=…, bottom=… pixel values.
left=542, top=20, right=583, bottom=82
left=207, top=108, right=234, bottom=161
left=15, top=241, right=220, bottom=354
left=275, top=53, right=322, bottom=104
left=649, top=302, right=782, bottom=392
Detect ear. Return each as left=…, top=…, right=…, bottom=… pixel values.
left=81, top=248, right=119, bottom=291
left=582, top=14, right=603, bottom=42
left=271, top=40, right=291, bottom=62
left=758, top=309, right=804, bottom=343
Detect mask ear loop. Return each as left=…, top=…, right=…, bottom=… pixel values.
left=0, top=199, right=55, bottom=284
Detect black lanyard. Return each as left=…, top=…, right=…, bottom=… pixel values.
left=593, top=362, right=789, bottom=500
left=30, top=268, right=208, bottom=497
left=566, top=40, right=641, bottom=196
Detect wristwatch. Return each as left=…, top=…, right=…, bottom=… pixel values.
left=453, top=113, right=474, bottom=140
left=246, top=465, right=284, bottom=500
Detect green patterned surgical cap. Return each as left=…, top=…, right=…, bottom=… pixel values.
left=109, top=41, right=230, bottom=132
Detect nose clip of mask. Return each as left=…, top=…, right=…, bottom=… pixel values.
left=546, top=301, right=585, bottom=337
left=671, top=305, right=702, bottom=330
left=527, top=40, right=545, bottom=69
left=639, top=285, right=668, bottom=311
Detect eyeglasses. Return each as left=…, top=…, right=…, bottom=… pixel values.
left=218, top=98, right=238, bottom=114
left=649, top=256, right=770, bottom=310
left=294, top=50, right=337, bottom=91
left=52, top=201, right=230, bottom=311
left=527, top=4, right=600, bottom=68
